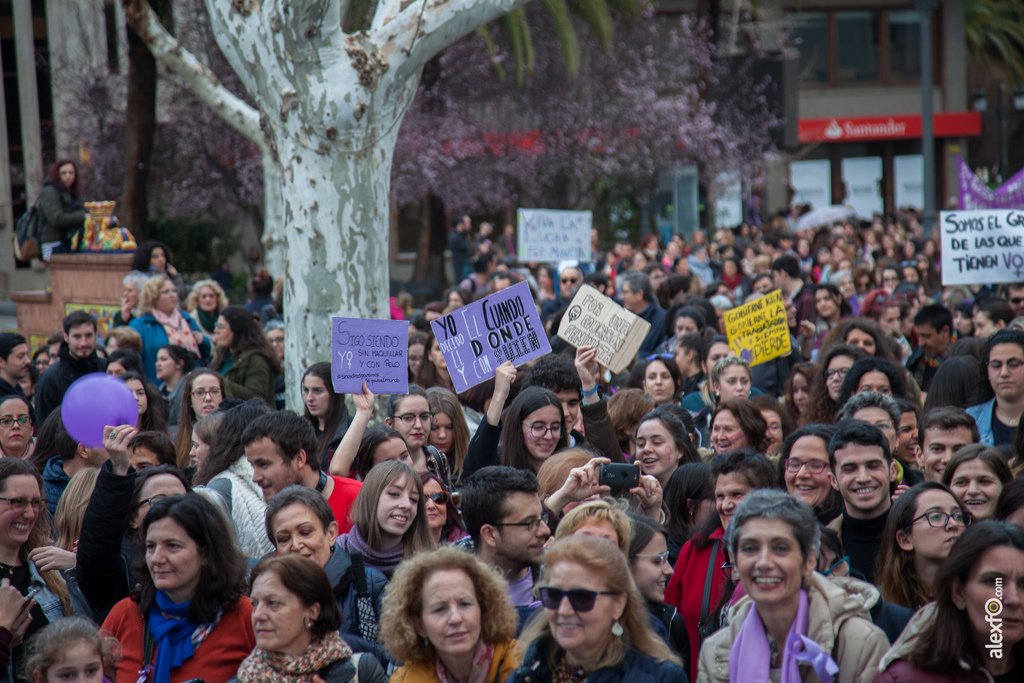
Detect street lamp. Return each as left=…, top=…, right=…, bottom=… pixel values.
left=971, top=84, right=1024, bottom=182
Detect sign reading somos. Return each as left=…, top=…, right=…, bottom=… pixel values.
left=517, top=209, right=593, bottom=263
left=940, top=209, right=1024, bottom=285
left=430, top=281, right=551, bottom=392
left=722, top=289, right=791, bottom=367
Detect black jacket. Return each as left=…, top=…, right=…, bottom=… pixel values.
left=34, top=342, right=107, bottom=424
left=0, top=376, right=23, bottom=399
left=37, top=181, right=85, bottom=245
left=75, top=461, right=137, bottom=623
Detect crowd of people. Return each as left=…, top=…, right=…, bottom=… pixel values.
left=0, top=206, right=1021, bottom=683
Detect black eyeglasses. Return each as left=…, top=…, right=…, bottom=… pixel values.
left=824, top=367, right=850, bottom=380
left=426, top=491, right=449, bottom=505
left=395, top=412, right=433, bottom=426
left=495, top=512, right=548, bottom=534
left=537, top=586, right=619, bottom=612
left=906, top=509, right=971, bottom=529
left=719, top=561, right=739, bottom=582
left=0, top=416, right=31, bottom=428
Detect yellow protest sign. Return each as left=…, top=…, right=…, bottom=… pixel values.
left=722, top=289, right=791, bottom=367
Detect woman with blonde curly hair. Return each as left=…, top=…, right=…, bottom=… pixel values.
left=381, top=546, right=520, bottom=683
left=185, top=279, right=230, bottom=339
left=509, top=536, right=682, bottom=683
left=129, top=274, right=208, bottom=383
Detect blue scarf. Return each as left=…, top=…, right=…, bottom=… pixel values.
left=149, top=591, right=199, bottom=683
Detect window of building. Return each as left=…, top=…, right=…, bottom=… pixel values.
left=790, top=12, right=828, bottom=85
left=837, top=11, right=880, bottom=83
left=787, top=6, right=933, bottom=87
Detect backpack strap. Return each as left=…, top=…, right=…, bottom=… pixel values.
left=350, top=653, right=362, bottom=683
left=697, top=539, right=721, bottom=645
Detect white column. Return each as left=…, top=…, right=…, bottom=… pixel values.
left=13, top=0, right=44, bottom=203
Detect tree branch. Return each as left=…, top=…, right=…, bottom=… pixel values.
left=122, top=0, right=267, bottom=148
left=376, top=0, right=532, bottom=85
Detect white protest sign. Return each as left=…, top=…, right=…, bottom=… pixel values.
left=940, top=209, right=1024, bottom=285
left=557, top=285, right=651, bottom=374
left=517, top=209, right=593, bottom=262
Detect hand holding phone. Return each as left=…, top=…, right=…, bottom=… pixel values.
left=598, top=463, right=640, bottom=490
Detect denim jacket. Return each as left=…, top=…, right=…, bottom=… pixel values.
left=966, top=398, right=995, bottom=447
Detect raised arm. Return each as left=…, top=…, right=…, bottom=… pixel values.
left=330, top=382, right=375, bottom=477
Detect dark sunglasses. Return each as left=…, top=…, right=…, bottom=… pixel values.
left=537, top=586, right=618, bottom=612
left=426, top=491, right=449, bottom=505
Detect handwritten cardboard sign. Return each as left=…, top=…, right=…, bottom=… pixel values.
left=517, top=209, right=593, bottom=262
left=722, top=289, right=791, bottom=367
left=940, top=209, right=1024, bottom=285
left=331, top=318, right=409, bottom=394
left=430, top=281, right=550, bottom=392
left=557, top=285, right=651, bottom=373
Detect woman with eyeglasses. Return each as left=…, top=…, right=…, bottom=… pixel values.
left=210, top=305, right=280, bottom=405
left=383, top=386, right=451, bottom=486
left=874, top=520, right=1024, bottom=683
left=0, top=459, right=89, bottom=680
left=699, top=489, right=889, bottom=683
left=875, top=482, right=970, bottom=611
left=800, top=344, right=867, bottom=427
left=381, top=547, right=521, bottom=683
left=77, top=426, right=192, bottom=622
left=0, top=396, right=34, bottom=460
left=778, top=425, right=843, bottom=525
left=338, top=461, right=434, bottom=578
left=102, top=494, right=255, bottom=683
left=967, top=329, right=1024, bottom=447
left=627, top=514, right=690, bottom=669
left=173, top=370, right=229, bottom=469
left=129, top=275, right=208, bottom=384
left=510, top=535, right=683, bottom=683
left=421, top=471, right=466, bottom=545
left=941, top=444, right=1012, bottom=522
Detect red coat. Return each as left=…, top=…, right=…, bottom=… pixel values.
left=103, top=596, right=255, bottom=683
left=664, top=526, right=726, bottom=682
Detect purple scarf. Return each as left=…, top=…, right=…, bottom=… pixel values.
left=339, top=527, right=405, bottom=578
left=728, top=589, right=838, bottom=683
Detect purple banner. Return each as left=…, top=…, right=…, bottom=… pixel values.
left=958, top=155, right=1024, bottom=210
left=331, top=318, right=409, bottom=394
left=430, top=280, right=551, bottom=392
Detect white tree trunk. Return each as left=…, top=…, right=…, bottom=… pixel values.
left=133, top=0, right=531, bottom=409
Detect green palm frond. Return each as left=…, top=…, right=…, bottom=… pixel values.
left=504, top=7, right=536, bottom=87
left=569, top=0, right=615, bottom=54
left=965, top=0, right=1024, bottom=82
left=539, top=0, right=581, bottom=77
left=477, top=25, right=508, bottom=84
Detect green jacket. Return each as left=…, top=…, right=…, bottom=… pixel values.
left=37, top=182, right=85, bottom=244
left=222, top=350, right=275, bottom=404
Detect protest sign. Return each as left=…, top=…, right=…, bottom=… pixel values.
left=940, top=209, right=1024, bottom=285
left=430, top=281, right=550, bottom=392
left=557, top=285, right=651, bottom=373
left=517, top=209, right=593, bottom=262
left=722, top=289, right=791, bottom=367
left=331, top=318, right=409, bottom=394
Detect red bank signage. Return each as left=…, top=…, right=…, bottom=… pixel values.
left=799, top=112, right=981, bottom=143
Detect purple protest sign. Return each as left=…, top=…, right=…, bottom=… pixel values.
left=430, top=280, right=551, bottom=392
left=331, top=318, right=409, bottom=394
left=958, top=154, right=1024, bottom=210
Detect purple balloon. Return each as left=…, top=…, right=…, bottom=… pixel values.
left=61, top=373, right=139, bottom=448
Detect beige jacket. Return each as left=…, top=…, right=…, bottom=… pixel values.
left=697, top=572, right=889, bottom=683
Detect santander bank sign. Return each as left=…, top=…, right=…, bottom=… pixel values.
left=799, top=113, right=980, bottom=143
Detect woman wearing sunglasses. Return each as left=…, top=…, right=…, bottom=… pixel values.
left=382, top=547, right=520, bottom=683
left=420, top=471, right=466, bottom=545
left=263, top=485, right=390, bottom=662
left=698, top=489, right=889, bottom=683
left=875, top=482, right=970, bottom=611
left=511, top=535, right=682, bottom=683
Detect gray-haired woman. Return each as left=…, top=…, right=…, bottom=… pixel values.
left=698, top=489, right=889, bottom=683
left=113, top=270, right=151, bottom=327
